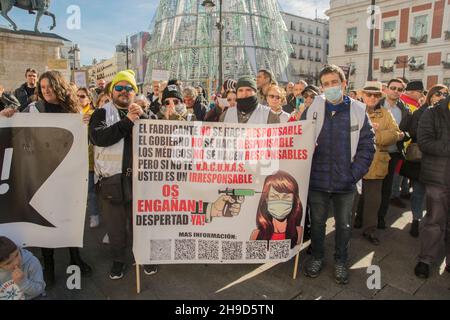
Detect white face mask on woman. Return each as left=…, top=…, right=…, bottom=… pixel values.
left=267, top=199, right=293, bottom=221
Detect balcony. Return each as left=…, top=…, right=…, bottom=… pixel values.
left=307, top=30, right=313, bottom=35
left=299, top=41, right=306, bottom=46
left=308, top=43, right=314, bottom=48
left=409, top=63, right=425, bottom=71
left=316, top=44, right=322, bottom=49
left=345, top=44, right=358, bottom=52
left=315, top=58, right=322, bottom=62
left=380, top=66, right=394, bottom=73
left=442, top=61, right=450, bottom=69
left=381, top=38, right=396, bottom=49
left=316, top=31, right=321, bottom=36
left=410, top=34, right=428, bottom=45
left=299, top=55, right=305, bottom=60
left=308, top=57, right=314, bottom=61
left=299, top=28, right=305, bottom=33
left=445, top=31, right=450, bottom=40
left=290, top=52, right=297, bottom=59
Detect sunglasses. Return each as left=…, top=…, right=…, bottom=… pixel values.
left=365, top=93, right=382, bottom=98
left=164, top=99, right=180, bottom=106
left=77, top=95, right=87, bottom=99
left=434, top=91, right=448, bottom=97
left=389, top=86, right=404, bottom=93
left=267, top=94, right=281, bottom=100
left=114, top=85, right=134, bottom=93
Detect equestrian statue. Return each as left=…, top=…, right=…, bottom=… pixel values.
left=0, top=0, right=55, bottom=33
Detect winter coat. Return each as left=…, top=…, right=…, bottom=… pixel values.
left=14, top=83, right=35, bottom=112
left=364, top=106, right=401, bottom=179
left=417, top=97, right=450, bottom=187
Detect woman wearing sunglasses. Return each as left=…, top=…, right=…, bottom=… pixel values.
left=158, top=85, right=195, bottom=121
left=266, top=85, right=289, bottom=123
left=288, top=85, right=319, bottom=122
left=354, top=81, right=402, bottom=246
left=402, top=84, right=449, bottom=238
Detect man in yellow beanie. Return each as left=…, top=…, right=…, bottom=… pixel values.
left=89, top=70, right=158, bottom=280
left=110, top=70, right=139, bottom=94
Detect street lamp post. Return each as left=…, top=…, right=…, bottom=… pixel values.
left=394, top=56, right=416, bottom=80
left=68, top=44, right=80, bottom=81
left=367, top=0, right=376, bottom=81
left=125, top=36, right=135, bottom=70
left=202, top=0, right=223, bottom=90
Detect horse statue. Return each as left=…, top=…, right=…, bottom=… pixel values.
left=0, top=0, right=56, bottom=33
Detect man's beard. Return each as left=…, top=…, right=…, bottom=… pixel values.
left=113, top=95, right=131, bottom=109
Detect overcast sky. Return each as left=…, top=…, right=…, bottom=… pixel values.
left=1, top=0, right=330, bottom=65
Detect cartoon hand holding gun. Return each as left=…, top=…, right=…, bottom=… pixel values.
left=206, top=188, right=260, bottom=222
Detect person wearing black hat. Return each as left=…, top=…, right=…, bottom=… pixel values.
left=288, top=85, right=320, bottom=121
left=219, top=76, right=280, bottom=124
left=400, top=80, right=424, bottom=112
left=158, top=84, right=195, bottom=121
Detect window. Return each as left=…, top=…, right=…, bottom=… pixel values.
left=444, top=78, right=450, bottom=88
left=290, top=21, right=296, bottom=31
left=383, top=21, right=396, bottom=41
left=346, top=27, right=357, bottom=46
left=383, top=59, right=393, bottom=68
left=447, top=53, right=450, bottom=63
left=413, top=15, right=428, bottom=38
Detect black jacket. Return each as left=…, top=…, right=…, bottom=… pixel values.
left=192, top=96, right=207, bottom=121
left=14, top=83, right=36, bottom=112
left=417, top=97, right=450, bottom=187
left=89, top=106, right=148, bottom=173
left=380, top=97, right=412, bottom=154
left=147, top=92, right=161, bottom=115
left=0, top=92, right=20, bottom=111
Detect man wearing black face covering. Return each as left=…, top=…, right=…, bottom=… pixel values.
left=219, top=76, right=280, bottom=124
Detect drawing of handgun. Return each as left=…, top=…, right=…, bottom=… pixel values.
left=218, top=188, right=260, bottom=217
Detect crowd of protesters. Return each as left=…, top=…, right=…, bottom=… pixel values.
left=0, top=64, right=449, bottom=298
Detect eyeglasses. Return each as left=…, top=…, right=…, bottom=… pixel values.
left=388, top=86, right=404, bottom=93
left=114, top=85, right=134, bottom=93
left=267, top=94, right=281, bottom=100
left=434, top=91, right=448, bottom=97
left=164, top=99, right=180, bottom=106
left=365, top=93, right=382, bottom=98
left=77, top=95, right=87, bottom=99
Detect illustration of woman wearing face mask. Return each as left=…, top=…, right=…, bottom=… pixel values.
left=250, top=170, right=303, bottom=248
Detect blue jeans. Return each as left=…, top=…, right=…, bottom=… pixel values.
left=411, top=179, right=425, bottom=220
left=309, top=190, right=355, bottom=264
left=87, top=171, right=100, bottom=217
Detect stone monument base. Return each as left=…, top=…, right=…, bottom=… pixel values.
left=0, top=28, right=71, bottom=91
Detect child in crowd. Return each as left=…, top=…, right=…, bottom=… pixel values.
left=0, top=236, right=45, bottom=300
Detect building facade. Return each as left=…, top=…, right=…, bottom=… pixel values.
left=281, top=12, right=329, bottom=84
left=327, top=0, right=450, bottom=90
left=90, top=46, right=128, bottom=83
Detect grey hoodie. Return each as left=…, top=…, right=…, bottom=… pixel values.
left=0, top=248, right=45, bottom=300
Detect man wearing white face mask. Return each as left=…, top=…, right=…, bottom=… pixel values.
left=301, top=65, right=375, bottom=284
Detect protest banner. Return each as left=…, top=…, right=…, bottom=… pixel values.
left=133, top=120, right=315, bottom=266
left=0, top=114, right=88, bottom=248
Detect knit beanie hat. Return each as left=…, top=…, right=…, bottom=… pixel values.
left=162, top=84, right=183, bottom=102
left=236, top=76, right=257, bottom=92
left=111, top=70, right=138, bottom=93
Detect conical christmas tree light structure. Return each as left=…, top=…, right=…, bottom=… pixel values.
left=144, top=0, right=293, bottom=88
